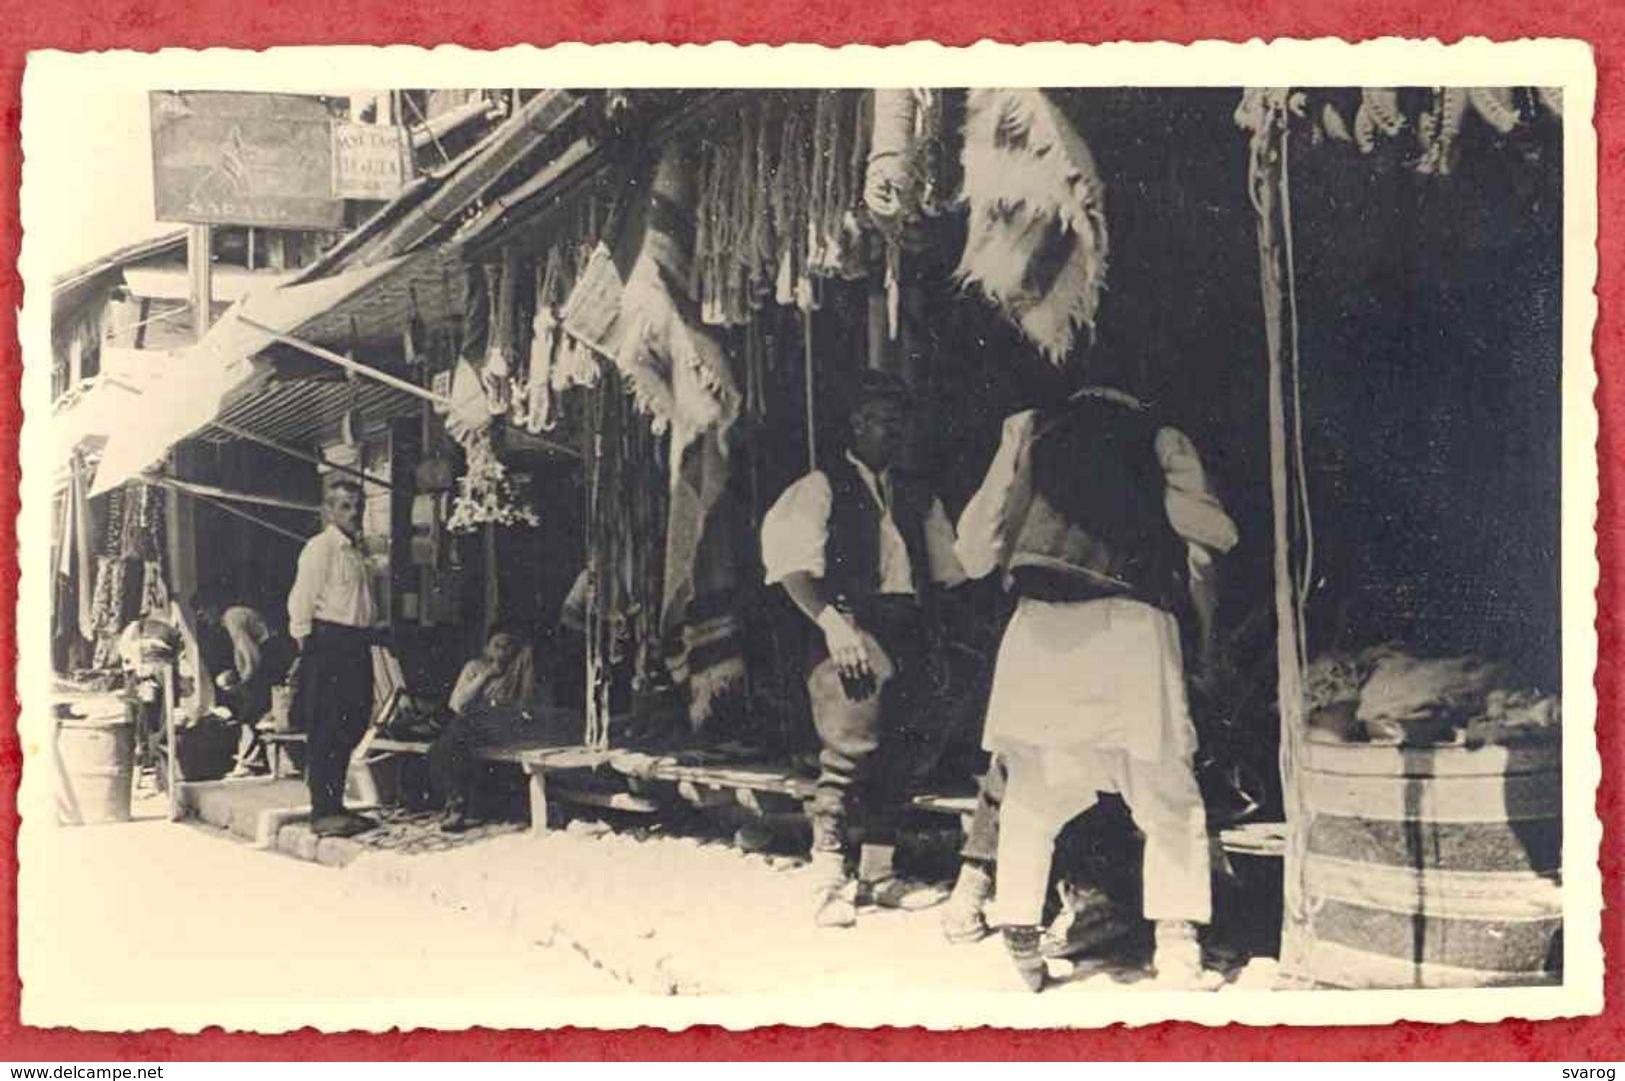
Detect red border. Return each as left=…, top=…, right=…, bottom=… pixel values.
left=0, top=1, right=1618, bottom=1061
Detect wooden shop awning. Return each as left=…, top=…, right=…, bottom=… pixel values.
left=89, top=251, right=455, bottom=497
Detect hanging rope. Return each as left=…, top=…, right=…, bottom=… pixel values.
left=583, top=378, right=612, bottom=753
left=801, top=305, right=817, bottom=471
left=1280, top=125, right=1316, bottom=665
left=1246, top=88, right=1314, bottom=983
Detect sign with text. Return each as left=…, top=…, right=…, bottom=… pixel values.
left=332, top=122, right=412, bottom=200
left=151, top=91, right=344, bottom=229
left=150, top=92, right=417, bottom=228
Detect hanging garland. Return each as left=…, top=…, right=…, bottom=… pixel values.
left=445, top=429, right=541, bottom=533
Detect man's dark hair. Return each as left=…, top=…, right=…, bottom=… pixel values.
left=846, top=369, right=911, bottom=419
left=189, top=582, right=227, bottom=617
left=325, top=478, right=364, bottom=500
left=486, top=620, right=528, bottom=642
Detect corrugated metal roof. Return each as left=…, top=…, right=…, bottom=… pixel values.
left=199, top=377, right=422, bottom=449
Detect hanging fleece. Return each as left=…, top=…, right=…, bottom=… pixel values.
left=613, top=140, right=741, bottom=452
left=956, top=89, right=1110, bottom=366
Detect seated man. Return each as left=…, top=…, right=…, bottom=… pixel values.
left=427, top=623, right=543, bottom=832
left=191, top=586, right=294, bottom=777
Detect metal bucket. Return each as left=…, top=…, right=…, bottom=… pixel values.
left=55, top=706, right=136, bottom=826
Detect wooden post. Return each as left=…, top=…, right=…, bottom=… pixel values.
left=1248, top=91, right=1312, bottom=982
left=162, top=661, right=181, bottom=822
left=525, top=763, right=550, bottom=837
left=187, top=224, right=213, bottom=342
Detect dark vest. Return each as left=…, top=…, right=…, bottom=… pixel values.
left=1010, top=394, right=1188, bottom=612
left=823, top=455, right=932, bottom=602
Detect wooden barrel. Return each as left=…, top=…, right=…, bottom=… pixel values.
left=55, top=705, right=136, bottom=826
left=1287, top=738, right=1562, bottom=989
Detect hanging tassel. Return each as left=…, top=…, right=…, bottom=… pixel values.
left=1468, top=87, right=1520, bottom=134
left=748, top=96, right=776, bottom=312
left=885, top=241, right=901, bottom=341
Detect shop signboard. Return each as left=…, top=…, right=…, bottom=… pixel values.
left=150, top=91, right=414, bottom=229
left=332, top=121, right=412, bottom=200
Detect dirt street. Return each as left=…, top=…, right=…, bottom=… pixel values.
left=20, top=801, right=629, bottom=1031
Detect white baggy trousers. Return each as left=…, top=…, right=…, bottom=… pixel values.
left=982, top=596, right=1211, bottom=928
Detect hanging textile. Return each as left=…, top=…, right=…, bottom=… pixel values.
left=459, top=263, right=491, bottom=367
left=865, top=89, right=949, bottom=240
left=140, top=560, right=170, bottom=618
left=1282, top=87, right=1561, bottom=178
left=560, top=243, right=627, bottom=375
left=662, top=426, right=748, bottom=730
left=643, top=141, right=751, bottom=726
left=956, top=88, right=1110, bottom=366
left=68, top=460, right=96, bottom=642
left=483, top=255, right=519, bottom=415
left=614, top=140, right=741, bottom=451
left=521, top=247, right=568, bottom=433
left=444, top=357, right=493, bottom=448
left=805, top=89, right=871, bottom=281
left=683, top=91, right=873, bottom=324
left=581, top=368, right=685, bottom=742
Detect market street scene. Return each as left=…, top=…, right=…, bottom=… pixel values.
left=34, top=80, right=1571, bottom=1021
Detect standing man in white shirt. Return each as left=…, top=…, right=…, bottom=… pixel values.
left=761, top=370, right=967, bottom=928
left=287, top=479, right=380, bottom=838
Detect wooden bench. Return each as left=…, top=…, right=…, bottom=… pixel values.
left=260, top=731, right=660, bottom=833
left=264, top=727, right=1289, bottom=858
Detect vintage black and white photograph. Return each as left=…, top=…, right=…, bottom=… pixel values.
left=17, top=42, right=1600, bottom=1031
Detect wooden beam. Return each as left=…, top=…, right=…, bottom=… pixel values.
left=183, top=488, right=311, bottom=546
left=154, top=475, right=322, bottom=515
left=187, top=225, right=213, bottom=342
left=208, top=418, right=393, bottom=490
left=236, top=316, right=450, bottom=407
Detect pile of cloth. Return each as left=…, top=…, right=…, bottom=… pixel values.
left=1305, top=647, right=1560, bottom=748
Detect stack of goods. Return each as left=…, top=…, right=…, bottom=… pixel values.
left=1305, top=647, right=1560, bottom=748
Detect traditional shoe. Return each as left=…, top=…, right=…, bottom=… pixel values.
left=859, top=876, right=950, bottom=911
left=810, top=851, right=856, bottom=929
left=1041, top=886, right=1136, bottom=960
left=814, top=879, right=859, bottom=928
left=941, top=862, right=995, bottom=945
left=312, top=812, right=377, bottom=839
left=1002, top=925, right=1049, bottom=992
left=1151, top=919, right=1220, bottom=990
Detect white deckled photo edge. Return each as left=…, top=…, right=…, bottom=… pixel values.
left=14, top=38, right=1601, bottom=1033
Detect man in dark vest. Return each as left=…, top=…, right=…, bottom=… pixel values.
left=761, top=370, right=967, bottom=928
left=955, top=378, right=1238, bottom=991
